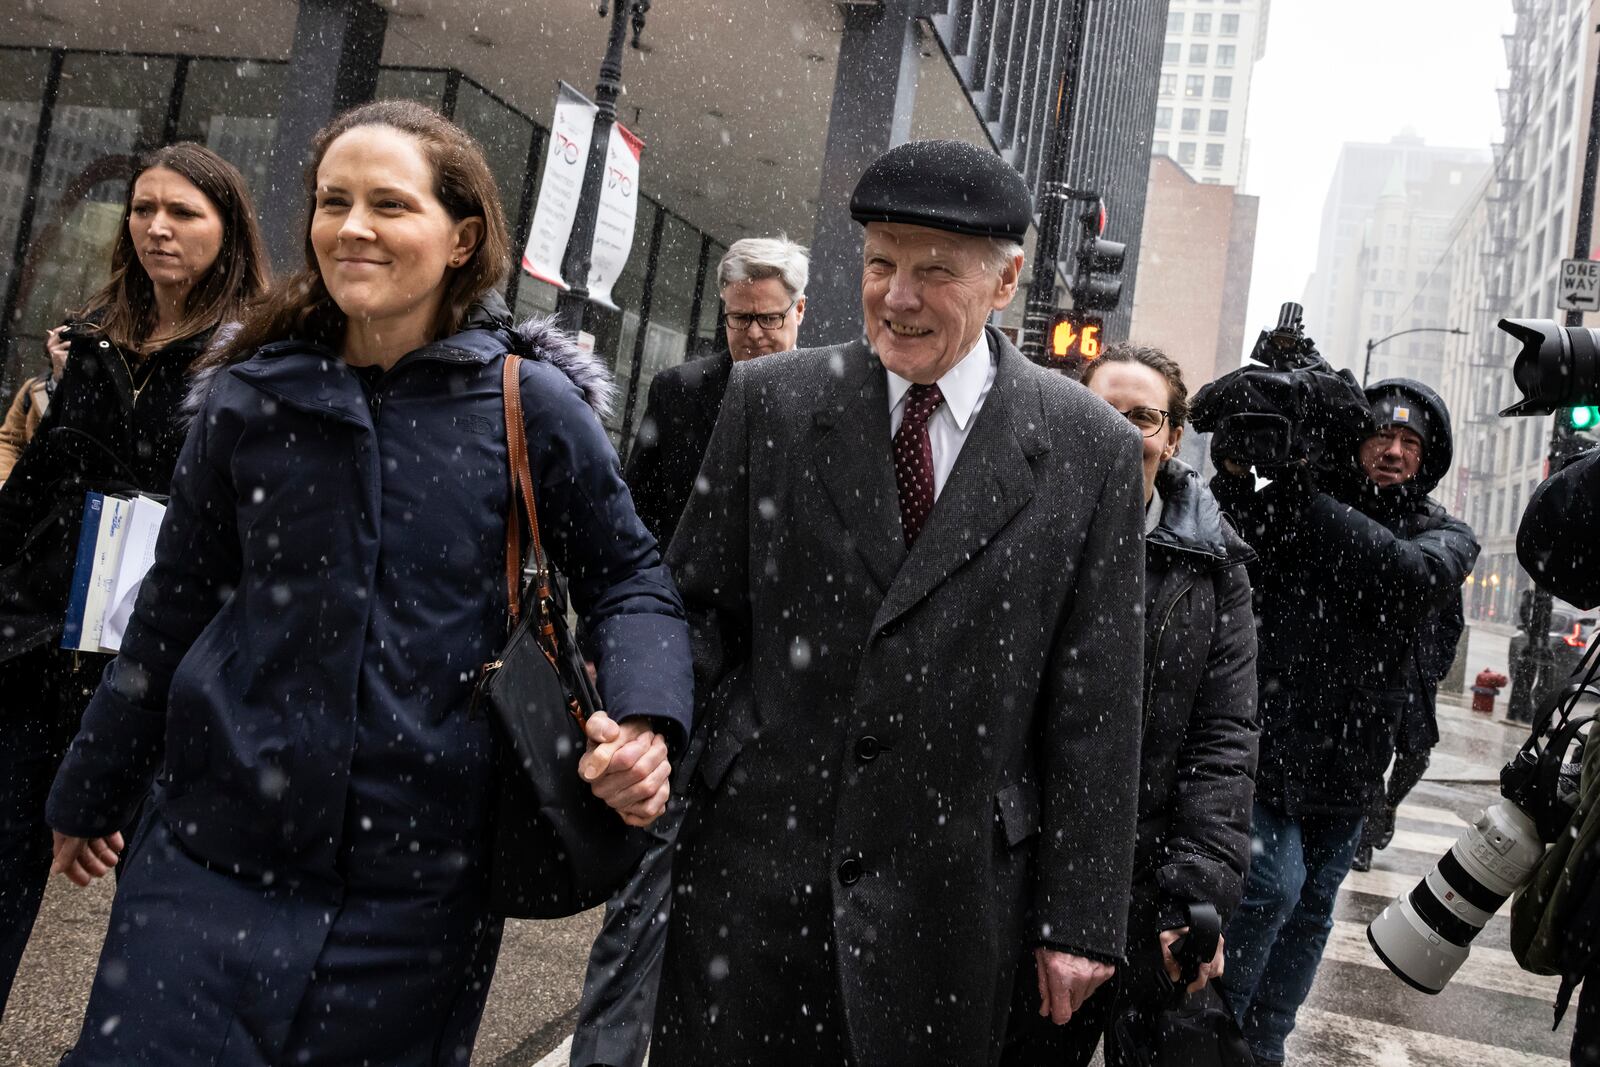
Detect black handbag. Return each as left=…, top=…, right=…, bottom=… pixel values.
left=474, top=354, right=649, bottom=920
left=1112, top=903, right=1255, bottom=1067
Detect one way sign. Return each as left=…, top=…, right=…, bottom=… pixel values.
left=1560, top=258, right=1600, bottom=312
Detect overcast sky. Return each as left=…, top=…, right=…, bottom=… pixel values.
left=1238, top=0, right=1511, bottom=366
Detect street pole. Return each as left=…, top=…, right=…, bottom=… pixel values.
left=1361, top=326, right=1466, bottom=387
left=1508, top=23, right=1600, bottom=722
left=1019, top=0, right=1092, bottom=364
left=553, top=0, right=649, bottom=337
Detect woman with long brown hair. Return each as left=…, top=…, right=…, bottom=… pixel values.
left=0, top=142, right=268, bottom=1018
left=43, top=100, right=691, bottom=1064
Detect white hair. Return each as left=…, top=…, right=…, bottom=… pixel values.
left=719, top=236, right=810, bottom=299
left=987, top=238, right=1025, bottom=274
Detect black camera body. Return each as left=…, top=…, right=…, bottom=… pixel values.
left=1191, top=302, right=1375, bottom=473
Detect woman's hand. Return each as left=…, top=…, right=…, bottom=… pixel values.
left=1159, top=927, right=1225, bottom=992
left=45, top=327, right=70, bottom=383
left=579, top=711, right=672, bottom=827
left=50, top=831, right=124, bottom=887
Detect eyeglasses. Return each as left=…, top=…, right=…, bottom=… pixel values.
left=1117, top=406, right=1171, bottom=438
left=725, top=298, right=797, bottom=332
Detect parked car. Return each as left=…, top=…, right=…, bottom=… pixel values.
left=1511, top=594, right=1598, bottom=712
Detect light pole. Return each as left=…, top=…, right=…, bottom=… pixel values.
left=553, top=0, right=651, bottom=337
left=1361, top=326, right=1467, bottom=387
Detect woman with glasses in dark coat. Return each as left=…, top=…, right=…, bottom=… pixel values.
left=1005, top=344, right=1260, bottom=1065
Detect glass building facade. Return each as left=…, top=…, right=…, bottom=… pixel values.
left=0, top=46, right=729, bottom=452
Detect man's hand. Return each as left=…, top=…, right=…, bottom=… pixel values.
left=45, top=327, right=69, bottom=382
left=1034, top=948, right=1114, bottom=1025
left=1159, top=928, right=1225, bottom=993
left=50, top=831, right=123, bottom=887
left=579, top=711, right=671, bottom=827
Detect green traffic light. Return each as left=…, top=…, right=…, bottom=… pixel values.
left=1572, top=406, right=1600, bottom=430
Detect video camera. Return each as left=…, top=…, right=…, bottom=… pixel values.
left=1190, top=302, right=1375, bottom=473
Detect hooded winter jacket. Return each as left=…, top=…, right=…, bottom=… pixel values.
left=47, top=295, right=693, bottom=880
left=1519, top=446, right=1600, bottom=609
left=1137, top=460, right=1260, bottom=933
left=1213, top=378, right=1479, bottom=815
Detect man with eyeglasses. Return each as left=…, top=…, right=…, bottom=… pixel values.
left=621, top=237, right=808, bottom=547
left=1210, top=377, right=1477, bottom=1066
left=572, top=236, right=808, bottom=1067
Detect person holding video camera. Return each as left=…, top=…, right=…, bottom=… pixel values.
left=1207, top=377, right=1479, bottom=1065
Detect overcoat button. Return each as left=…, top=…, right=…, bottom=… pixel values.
left=837, top=858, right=862, bottom=886
left=855, top=736, right=881, bottom=762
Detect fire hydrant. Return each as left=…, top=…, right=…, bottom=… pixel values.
left=1471, top=669, right=1510, bottom=715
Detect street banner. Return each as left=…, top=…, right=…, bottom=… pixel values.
left=521, top=82, right=644, bottom=312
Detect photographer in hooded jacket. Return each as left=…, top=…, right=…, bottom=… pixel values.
left=1207, top=377, right=1479, bottom=1065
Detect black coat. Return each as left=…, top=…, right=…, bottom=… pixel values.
left=0, top=321, right=214, bottom=661
left=1394, top=585, right=1465, bottom=754
left=1520, top=447, right=1600, bottom=609
left=46, top=303, right=693, bottom=1063
left=622, top=348, right=733, bottom=545
left=654, top=329, right=1146, bottom=1067
left=1214, top=380, right=1479, bottom=816
left=1137, top=460, right=1259, bottom=934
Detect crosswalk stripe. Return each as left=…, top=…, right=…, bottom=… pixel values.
left=532, top=1035, right=573, bottom=1067
left=1395, top=802, right=1469, bottom=829
left=1387, top=828, right=1462, bottom=855
left=1323, top=919, right=1560, bottom=1001
left=1289, top=1005, right=1567, bottom=1066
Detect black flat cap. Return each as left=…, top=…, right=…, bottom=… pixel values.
left=850, top=139, right=1033, bottom=242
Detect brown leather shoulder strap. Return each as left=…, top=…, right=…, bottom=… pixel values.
left=501, top=355, right=550, bottom=625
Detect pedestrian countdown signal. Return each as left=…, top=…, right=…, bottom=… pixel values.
left=1050, top=312, right=1103, bottom=361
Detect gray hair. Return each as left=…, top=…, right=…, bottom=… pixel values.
left=719, top=236, right=809, bottom=298
left=986, top=238, right=1025, bottom=274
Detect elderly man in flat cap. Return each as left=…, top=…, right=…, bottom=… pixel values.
left=650, top=139, right=1147, bottom=1066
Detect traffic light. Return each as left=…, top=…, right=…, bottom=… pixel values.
left=1570, top=405, right=1600, bottom=431
left=1070, top=198, right=1126, bottom=311
left=1048, top=310, right=1104, bottom=362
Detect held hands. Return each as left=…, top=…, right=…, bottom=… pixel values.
left=1159, top=928, right=1225, bottom=993
left=50, top=831, right=124, bottom=887
left=1034, top=948, right=1115, bottom=1025
left=579, top=711, right=671, bottom=828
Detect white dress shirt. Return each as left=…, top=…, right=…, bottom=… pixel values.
left=886, top=332, right=996, bottom=500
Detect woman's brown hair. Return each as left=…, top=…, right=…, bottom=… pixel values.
left=1080, top=342, right=1191, bottom=429
left=77, top=142, right=269, bottom=353
left=200, top=99, right=511, bottom=372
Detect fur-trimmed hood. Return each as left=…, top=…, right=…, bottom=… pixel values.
left=185, top=297, right=616, bottom=423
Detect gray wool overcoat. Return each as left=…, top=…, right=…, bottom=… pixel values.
left=652, top=326, right=1147, bottom=1067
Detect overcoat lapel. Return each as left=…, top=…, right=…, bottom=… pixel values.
left=871, top=336, right=1045, bottom=637
left=811, top=342, right=906, bottom=592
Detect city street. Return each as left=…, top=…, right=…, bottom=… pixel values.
left=2, top=627, right=1584, bottom=1066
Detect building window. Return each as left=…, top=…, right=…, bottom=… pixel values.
left=1213, top=75, right=1232, bottom=99
left=1185, top=75, right=1205, bottom=98
left=1177, top=142, right=1197, bottom=165
left=1208, top=109, right=1228, bottom=133
left=1217, top=45, right=1236, bottom=67
left=1194, top=14, right=1212, bottom=34
left=1190, top=44, right=1209, bottom=64
left=1221, top=13, right=1240, bottom=34
left=1155, top=106, right=1173, bottom=130
left=1160, top=74, right=1178, bottom=97
left=1181, top=108, right=1200, bottom=132
left=1167, top=11, right=1184, bottom=32
left=1205, top=143, right=1225, bottom=168
left=1152, top=140, right=1170, bottom=156
left=1164, top=42, right=1180, bottom=64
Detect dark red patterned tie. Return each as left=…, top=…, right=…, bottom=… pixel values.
left=894, top=383, right=944, bottom=546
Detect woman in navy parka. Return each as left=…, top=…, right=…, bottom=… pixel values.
left=44, top=100, right=692, bottom=1064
